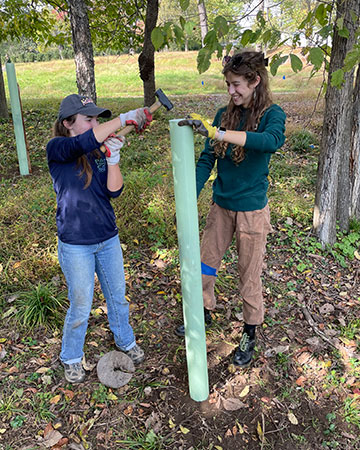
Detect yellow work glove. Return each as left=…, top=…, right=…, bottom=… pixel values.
left=178, top=113, right=217, bottom=139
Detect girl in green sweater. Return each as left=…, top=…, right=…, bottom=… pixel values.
left=177, top=50, right=286, bottom=368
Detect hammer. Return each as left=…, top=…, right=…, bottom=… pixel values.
left=100, top=88, right=173, bottom=153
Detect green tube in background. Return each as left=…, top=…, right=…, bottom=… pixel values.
left=6, top=61, right=30, bottom=176
left=169, top=119, right=209, bottom=402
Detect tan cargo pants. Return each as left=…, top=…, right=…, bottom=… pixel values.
left=200, top=202, right=272, bottom=325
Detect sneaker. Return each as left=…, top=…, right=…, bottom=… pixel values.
left=62, top=361, right=86, bottom=384
left=175, top=308, right=213, bottom=337
left=233, top=332, right=256, bottom=368
left=125, top=344, right=145, bottom=365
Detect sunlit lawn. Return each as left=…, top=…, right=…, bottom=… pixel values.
left=3, top=50, right=324, bottom=104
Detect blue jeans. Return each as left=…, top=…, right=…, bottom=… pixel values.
left=58, top=235, right=136, bottom=364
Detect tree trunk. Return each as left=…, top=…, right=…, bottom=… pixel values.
left=197, top=0, right=208, bottom=48
left=313, top=0, right=359, bottom=245
left=138, top=0, right=159, bottom=107
left=67, top=0, right=97, bottom=102
left=0, top=55, right=9, bottom=119
left=350, top=65, right=360, bottom=220
left=337, top=4, right=360, bottom=231
left=335, top=68, right=356, bottom=231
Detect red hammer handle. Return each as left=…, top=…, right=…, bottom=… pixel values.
left=100, top=100, right=162, bottom=153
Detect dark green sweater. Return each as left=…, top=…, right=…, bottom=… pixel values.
left=196, top=103, right=286, bottom=211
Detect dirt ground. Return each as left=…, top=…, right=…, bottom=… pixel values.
left=1, top=232, right=360, bottom=449
left=1, top=94, right=360, bottom=450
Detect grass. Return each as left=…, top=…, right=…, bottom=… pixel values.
left=0, top=50, right=360, bottom=449
left=3, top=49, right=324, bottom=103
left=14, top=282, right=67, bottom=329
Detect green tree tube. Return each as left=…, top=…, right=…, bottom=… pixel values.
left=6, top=61, right=30, bottom=176
left=169, top=119, right=209, bottom=402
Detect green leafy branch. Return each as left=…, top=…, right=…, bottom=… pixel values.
left=151, top=2, right=360, bottom=84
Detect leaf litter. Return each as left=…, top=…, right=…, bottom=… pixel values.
left=0, top=94, right=360, bottom=449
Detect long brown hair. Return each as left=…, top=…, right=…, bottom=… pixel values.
left=52, top=116, right=100, bottom=189
left=214, top=50, right=273, bottom=164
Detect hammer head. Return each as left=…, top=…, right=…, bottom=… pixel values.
left=155, top=88, right=174, bottom=111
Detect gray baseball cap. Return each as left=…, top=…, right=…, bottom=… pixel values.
left=58, top=94, right=112, bottom=121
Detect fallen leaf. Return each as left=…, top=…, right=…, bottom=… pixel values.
left=50, top=394, right=61, bottom=405
left=52, top=437, right=69, bottom=448
left=59, top=388, right=74, bottom=400
left=81, top=356, right=95, bottom=371
left=3, top=306, right=16, bottom=319
left=145, top=411, right=162, bottom=433
left=239, top=385, right=250, bottom=398
left=319, top=303, right=334, bottom=314
left=179, top=425, right=190, bottom=434
left=297, top=352, right=312, bottom=365
left=288, top=411, right=298, bottom=425
left=68, top=441, right=86, bottom=449
left=144, top=386, right=152, bottom=397
left=44, top=422, right=53, bottom=437
left=222, top=397, right=246, bottom=411
left=0, top=348, right=7, bottom=361
left=296, top=376, right=307, bottom=387
left=264, top=345, right=289, bottom=357
left=36, top=366, right=51, bottom=374
left=306, top=390, right=317, bottom=400
left=257, top=421, right=263, bottom=440
left=43, top=429, right=63, bottom=448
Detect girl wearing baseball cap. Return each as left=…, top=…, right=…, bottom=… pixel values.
left=47, top=94, right=152, bottom=383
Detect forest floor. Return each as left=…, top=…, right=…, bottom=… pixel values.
left=1, top=93, right=360, bottom=450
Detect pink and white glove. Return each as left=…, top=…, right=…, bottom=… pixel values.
left=119, top=107, right=153, bottom=133
left=103, top=134, right=125, bottom=165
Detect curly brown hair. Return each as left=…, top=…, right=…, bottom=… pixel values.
left=52, top=116, right=100, bottom=189
left=213, top=50, right=273, bottom=164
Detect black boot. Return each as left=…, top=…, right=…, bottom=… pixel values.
left=233, top=324, right=256, bottom=368
left=204, top=308, right=212, bottom=327
left=175, top=308, right=213, bottom=337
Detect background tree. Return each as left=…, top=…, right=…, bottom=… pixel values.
left=350, top=65, right=360, bottom=220
left=0, top=0, right=64, bottom=118
left=139, top=0, right=159, bottom=106
left=67, top=0, right=96, bottom=101
left=1, top=0, right=147, bottom=106
left=313, top=0, right=360, bottom=244
left=197, top=0, right=208, bottom=47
